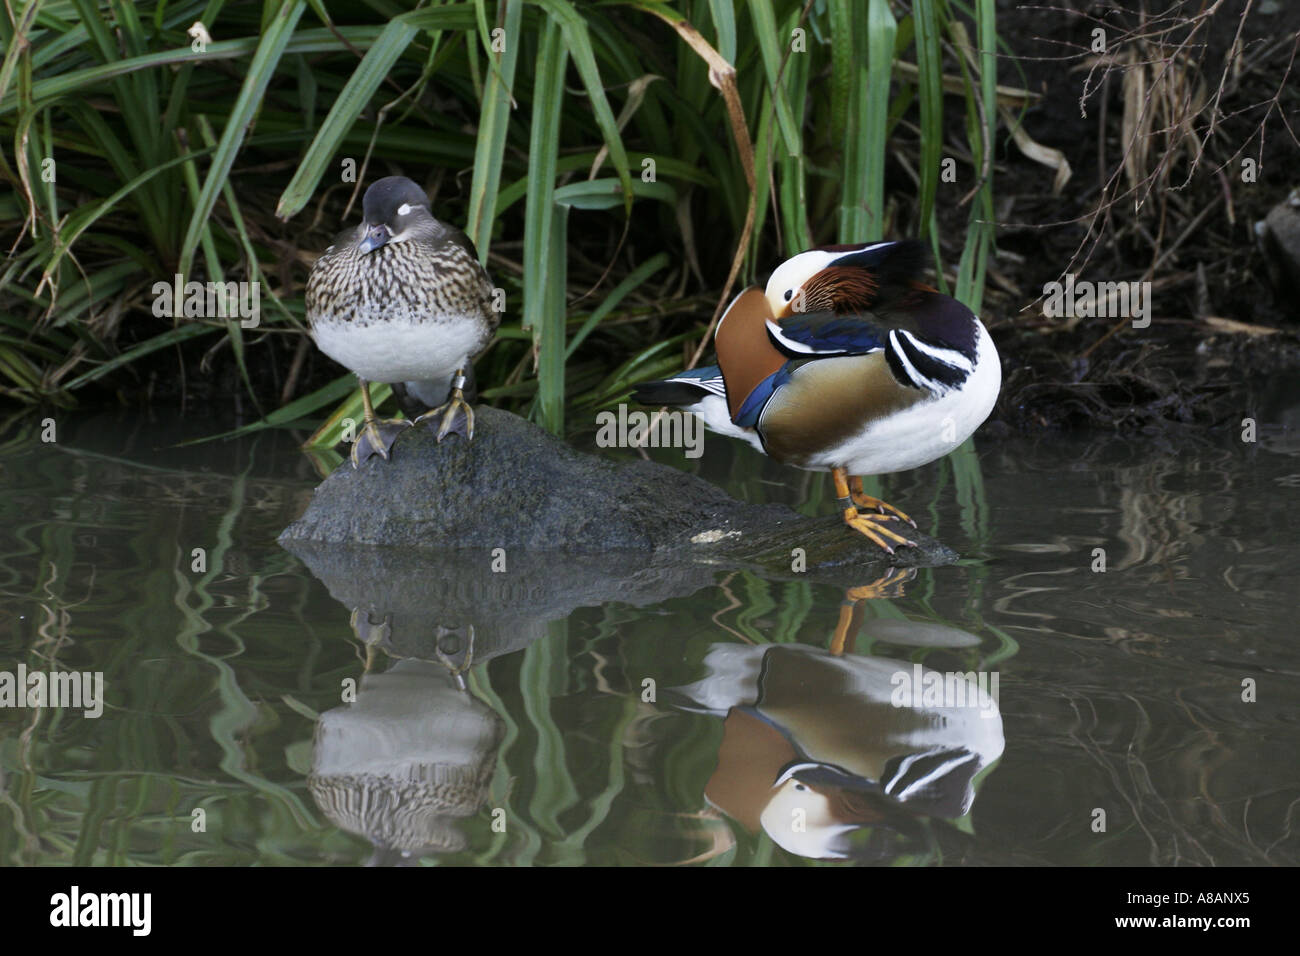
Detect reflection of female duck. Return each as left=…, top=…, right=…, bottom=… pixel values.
left=309, top=660, right=504, bottom=864
left=669, top=642, right=1004, bottom=860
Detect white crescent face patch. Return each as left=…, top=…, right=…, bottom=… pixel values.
left=764, top=250, right=840, bottom=312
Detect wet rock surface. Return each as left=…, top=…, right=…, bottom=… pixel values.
left=278, top=405, right=957, bottom=578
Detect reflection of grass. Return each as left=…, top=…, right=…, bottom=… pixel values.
left=0, top=414, right=1026, bottom=865
left=7, top=427, right=1290, bottom=865
left=170, top=471, right=318, bottom=831
left=0, top=439, right=357, bottom=864
left=520, top=620, right=580, bottom=850
left=460, top=619, right=654, bottom=865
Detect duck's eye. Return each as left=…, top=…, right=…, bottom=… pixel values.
left=794, top=783, right=807, bottom=792
left=397, top=203, right=412, bottom=216
left=783, top=289, right=794, bottom=301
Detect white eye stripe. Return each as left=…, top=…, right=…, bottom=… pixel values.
left=397, top=203, right=412, bottom=216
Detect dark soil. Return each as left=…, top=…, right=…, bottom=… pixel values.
left=953, top=0, right=1300, bottom=432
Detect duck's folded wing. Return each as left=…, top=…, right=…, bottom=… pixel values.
left=765, top=309, right=889, bottom=357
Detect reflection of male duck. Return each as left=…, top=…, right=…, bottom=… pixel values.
left=309, top=660, right=504, bottom=864
left=669, top=640, right=1004, bottom=860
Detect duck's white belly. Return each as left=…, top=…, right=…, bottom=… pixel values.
left=805, top=322, right=1001, bottom=475
left=312, top=317, right=482, bottom=384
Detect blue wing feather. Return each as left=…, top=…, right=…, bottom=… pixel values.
left=733, top=365, right=794, bottom=428
left=767, top=310, right=887, bottom=356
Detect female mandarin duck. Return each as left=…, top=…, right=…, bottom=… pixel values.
left=633, top=241, right=1001, bottom=553
left=306, top=176, right=498, bottom=467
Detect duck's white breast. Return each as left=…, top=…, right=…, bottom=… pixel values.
left=805, top=321, right=1001, bottom=476
left=311, top=317, right=484, bottom=384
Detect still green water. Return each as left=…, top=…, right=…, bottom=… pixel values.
left=1, top=410, right=1297, bottom=866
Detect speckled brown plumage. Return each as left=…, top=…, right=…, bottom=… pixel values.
left=304, top=176, right=501, bottom=461
left=307, top=224, right=495, bottom=338
left=305, top=176, right=498, bottom=394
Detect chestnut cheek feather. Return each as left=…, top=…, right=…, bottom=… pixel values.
left=801, top=267, right=880, bottom=312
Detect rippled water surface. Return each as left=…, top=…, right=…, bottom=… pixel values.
left=1, top=410, right=1297, bottom=866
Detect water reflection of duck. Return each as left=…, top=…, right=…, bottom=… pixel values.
left=309, top=660, right=504, bottom=864
left=669, top=637, right=1004, bottom=861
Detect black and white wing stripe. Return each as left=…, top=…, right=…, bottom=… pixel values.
left=885, top=329, right=975, bottom=392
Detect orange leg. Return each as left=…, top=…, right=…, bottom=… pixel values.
left=829, top=568, right=915, bottom=655
left=833, top=467, right=916, bottom=554
left=844, top=566, right=914, bottom=602
left=849, top=475, right=917, bottom=527
left=829, top=600, right=863, bottom=657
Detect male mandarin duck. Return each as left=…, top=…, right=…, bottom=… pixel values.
left=306, top=176, right=498, bottom=466
left=632, top=240, right=1001, bottom=553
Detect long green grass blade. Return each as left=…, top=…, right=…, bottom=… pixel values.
left=0, top=0, right=45, bottom=106
left=553, top=177, right=675, bottom=210
left=913, top=0, right=943, bottom=240
left=748, top=0, right=801, bottom=159
left=539, top=205, right=568, bottom=432
left=776, top=6, right=810, bottom=252
left=707, top=0, right=737, bottom=65
left=841, top=0, right=895, bottom=242
left=954, top=0, right=997, bottom=314
left=564, top=251, right=669, bottom=359
left=466, top=0, right=522, bottom=260
left=178, top=0, right=307, bottom=276
left=276, top=18, right=418, bottom=219
left=183, top=372, right=371, bottom=445
left=522, top=17, right=568, bottom=433
left=532, top=0, right=634, bottom=214
left=493, top=151, right=713, bottom=215
left=62, top=323, right=216, bottom=391
left=2, top=27, right=390, bottom=116
left=827, top=0, right=853, bottom=150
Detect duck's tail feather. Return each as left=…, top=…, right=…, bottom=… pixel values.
left=631, top=379, right=713, bottom=407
